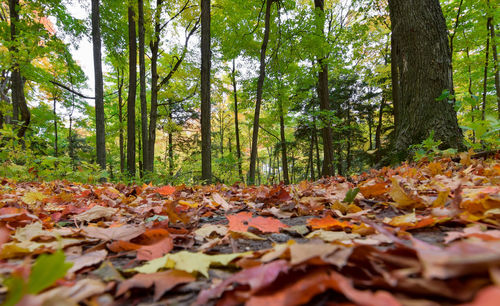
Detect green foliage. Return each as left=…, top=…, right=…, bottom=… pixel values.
left=3, top=250, right=73, bottom=306
left=409, top=131, right=458, bottom=162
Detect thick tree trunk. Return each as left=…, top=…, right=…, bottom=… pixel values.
left=232, top=59, right=243, bottom=182
left=389, top=0, right=464, bottom=155
left=118, top=69, right=125, bottom=173
left=138, top=0, right=149, bottom=173
left=314, top=0, right=334, bottom=177
left=127, top=5, right=137, bottom=177
left=200, top=0, right=212, bottom=184
left=9, top=0, right=30, bottom=138
left=248, top=0, right=273, bottom=185
left=91, top=0, right=106, bottom=169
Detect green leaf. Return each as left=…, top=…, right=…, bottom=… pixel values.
left=27, top=249, right=73, bottom=294
left=343, top=188, right=360, bottom=203
left=435, top=89, right=450, bottom=101
left=3, top=275, right=26, bottom=306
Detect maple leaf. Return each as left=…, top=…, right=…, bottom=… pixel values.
left=133, top=250, right=251, bottom=277
left=307, top=215, right=353, bottom=230
left=156, top=185, right=176, bottom=196
left=227, top=211, right=288, bottom=233
left=74, top=205, right=118, bottom=222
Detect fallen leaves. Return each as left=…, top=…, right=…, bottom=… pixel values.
left=0, top=156, right=499, bottom=304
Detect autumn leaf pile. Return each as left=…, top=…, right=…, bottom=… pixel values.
left=0, top=154, right=499, bottom=305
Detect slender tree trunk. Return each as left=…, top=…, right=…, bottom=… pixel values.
left=375, top=96, right=385, bottom=163
left=249, top=0, right=273, bottom=185
left=138, top=0, right=149, bottom=173
left=127, top=4, right=137, bottom=177
left=346, top=99, right=351, bottom=173
left=9, top=0, right=30, bottom=138
left=390, top=34, right=400, bottom=134
left=232, top=59, right=243, bottom=181
left=482, top=17, right=491, bottom=121
left=448, top=0, right=464, bottom=105
left=309, top=131, right=315, bottom=180
left=53, top=96, right=58, bottom=157
left=488, top=12, right=499, bottom=118
left=466, top=45, right=476, bottom=143
left=389, top=0, right=464, bottom=154
left=91, top=0, right=106, bottom=169
left=118, top=69, right=125, bottom=173
left=278, top=98, right=289, bottom=184
left=314, top=0, right=334, bottom=177
left=201, top=0, right=212, bottom=184
left=368, top=112, right=373, bottom=151
left=313, top=120, right=321, bottom=176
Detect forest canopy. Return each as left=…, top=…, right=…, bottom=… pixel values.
left=0, top=0, right=499, bottom=185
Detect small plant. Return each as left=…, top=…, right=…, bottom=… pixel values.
left=409, top=131, right=457, bottom=162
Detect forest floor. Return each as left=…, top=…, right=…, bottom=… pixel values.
left=0, top=153, right=499, bottom=305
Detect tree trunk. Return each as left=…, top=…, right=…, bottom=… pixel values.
left=147, top=0, right=163, bottom=174
left=201, top=0, right=212, bottom=184
left=91, top=0, right=106, bottom=169
left=248, top=0, right=273, bottom=185
left=309, top=131, right=315, bottom=180
left=118, top=68, right=125, bottom=173
left=278, top=97, right=289, bottom=184
left=9, top=0, right=30, bottom=138
left=375, top=96, right=385, bottom=163
left=138, top=0, right=149, bottom=173
left=346, top=99, right=351, bottom=172
left=482, top=17, right=491, bottom=121
left=490, top=16, right=500, bottom=118
left=390, top=34, right=400, bottom=134
left=232, top=59, right=243, bottom=181
left=466, top=45, right=476, bottom=143
left=314, top=0, right=334, bottom=177
left=127, top=4, right=137, bottom=177
left=53, top=96, right=58, bottom=157
left=389, top=0, right=464, bottom=155
left=313, top=120, right=321, bottom=176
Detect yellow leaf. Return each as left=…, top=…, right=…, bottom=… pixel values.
left=22, top=191, right=47, bottom=206
left=178, top=200, right=198, bottom=208
left=385, top=211, right=418, bottom=227
left=389, top=177, right=425, bottom=208
left=134, top=251, right=251, bottom=277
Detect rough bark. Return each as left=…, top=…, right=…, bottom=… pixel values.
left=138, top=0, right=149, bottom=173
left=231, top=59, right=243, bottom=182
left=482, top=17, right=491, bottom=121
left=127, top=4, right=137, bottom=177
left=91, top=0, right=106, bottom=170
left=118, top=69, right=125, bottom=173
left=314, top=0, right=334, bottom=177
left=389, top=0, right=464, bottom=155
left=248, top=0, right=273, bottom=185
left=9, top=0, right=30, bottom=138
left=147, top=0, right=162, bottom=173
left=279, top=99, right=289, bottom=184
left=53, top=96, right=58, bottom=156
left=201, top=0, right=212, bottom=184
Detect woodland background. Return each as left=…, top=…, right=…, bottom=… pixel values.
left=0, top=0, right=499, bottom=185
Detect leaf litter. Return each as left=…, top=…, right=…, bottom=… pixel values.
left=0, top=155, right=499, bottom=305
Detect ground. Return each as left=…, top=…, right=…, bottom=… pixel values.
left=0, top=153, right=499, bottom=305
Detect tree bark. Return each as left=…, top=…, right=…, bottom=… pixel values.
left=201, top=0, right=212, bottom=184
left=91, top=0, right=106, bottom=169
left=147, top=0, right=162, bottom=174
left=482, top=17, right=491, bottom=121
left=389, top=0, right=464, bottom=155
left=138, top=0, right=149, bottom=173
left=248, top=0, right=273, bottom=185
left=118, top=68, right=125, bottom=173
left=487, top=6, right=499, bottom=118
left=127, top=4, right=137, bottom=177
left=375, top=96, right=385, bottom=163
left=279, top=100, right=289, bottom=184
left=314, top=0, right=334, bottom=177
left=9, top=0, right=30, bottom=138
left=53, top=96, right=58, bottom=157
left=232, top=59, right=243, bottom=182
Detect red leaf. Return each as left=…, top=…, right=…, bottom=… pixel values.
left=227, top=212, right=288, bottom=233
left=307, top=215, right=353, bottom=230
left=156, top=185, right=176, bottom=196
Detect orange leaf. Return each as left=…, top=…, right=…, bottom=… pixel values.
left=136, top=237, right=174, bottom=261
left=157, top=185, right=176, bottom=196
left=359, top=179, right=388, bottom=198
left=227, top=212, right=288, bottom=233
left=307, top=215, right=353, bottom=230
left=107, top=240, right=141, bottom=253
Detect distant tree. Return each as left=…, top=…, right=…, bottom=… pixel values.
left=389, top=0, right=464, bottom=155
